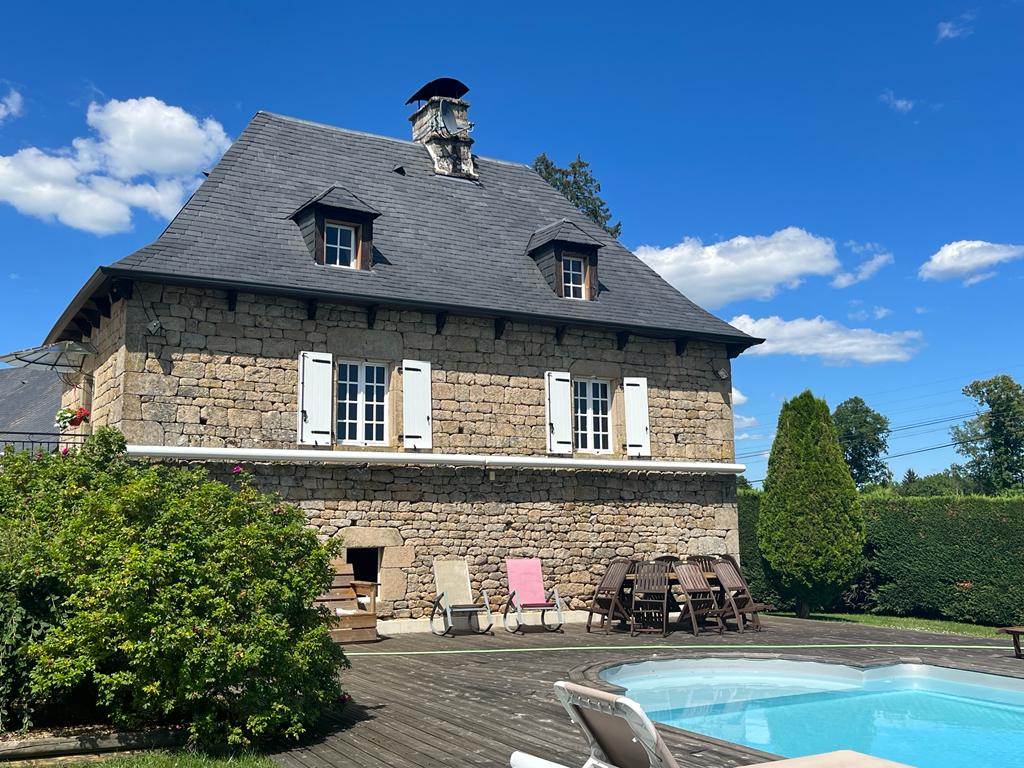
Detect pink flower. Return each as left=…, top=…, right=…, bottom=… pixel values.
left=61, top=447, right=69, bottom=456
left=232, top=465, right=243, bottom=474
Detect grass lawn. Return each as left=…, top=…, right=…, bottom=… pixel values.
left=800, top=611, right=1005, bottom=638
left=62, top=752, right=277, bottom=768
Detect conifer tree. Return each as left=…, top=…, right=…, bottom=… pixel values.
left=757, top=390, right=865, bottom=618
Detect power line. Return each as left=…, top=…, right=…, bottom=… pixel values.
left=732, top=362, right=1024, bottom=423
left=734, top=410, right=985, bottom=459
left=743, top=435, right=987, bottom=485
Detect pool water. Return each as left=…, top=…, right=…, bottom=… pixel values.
left=601, top=658, right=1024, bottom=768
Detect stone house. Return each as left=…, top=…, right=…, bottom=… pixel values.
left=42, top=78, right=761, bottom=620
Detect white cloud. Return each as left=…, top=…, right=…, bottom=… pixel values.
left=880, top=90, right=914, bottom=114
left=873, top=306, right=892, bottom=319
left=832, top=250, right=894, bottom=288
left=731, top=387, right=748, bottom=406
left=0, top=96, right=229, bottom=235
left=734, top=414, right=757, bottom=429
left=918, top=240, right=1024, bottom=283
left=0, top=87, right=24, bottom=124
left=635, top=226, right=839, bottom=308
left=915, top=306, right=928, bottom=314
left=730, top=314, right=923, bottom=365
left=937, top=13, right=975, bottom=41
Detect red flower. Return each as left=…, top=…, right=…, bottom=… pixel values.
left=232, top=465, right=243, bottom=474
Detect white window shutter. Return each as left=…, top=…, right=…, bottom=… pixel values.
left=402, top=359, right=433, bottom=449
left=623, top=376, right=651, bottom=457
left=545, top=371, right=573, bottom=454
left=297, top=351, right=333, bottom=445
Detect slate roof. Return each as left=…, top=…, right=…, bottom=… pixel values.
left=526, top=218, right=604, bottom=253
left=58, top=111, right=759, bottom=348
left=0, top=368, right=62, bottom=441
left=291, top=184, right=381, bottom=219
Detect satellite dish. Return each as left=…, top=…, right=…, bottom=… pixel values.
left=440, top=99, right=462, bottom=135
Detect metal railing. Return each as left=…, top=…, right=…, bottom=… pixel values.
left=0, top=431, right=87, bottom=453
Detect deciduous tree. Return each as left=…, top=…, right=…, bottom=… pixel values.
left=951, top=375, right=1024, bottom=493
left=833, top=396, right=892, bottom=487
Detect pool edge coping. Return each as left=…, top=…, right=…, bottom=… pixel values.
left=569, top=649, right=1024, bottom=765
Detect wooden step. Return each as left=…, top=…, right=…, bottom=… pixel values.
left=329, top=627, right=378, bottom=643
left=330, top=613, right=378, bottom=630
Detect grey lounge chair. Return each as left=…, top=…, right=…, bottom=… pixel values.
left=429, top=558, right=494, bottom=636
left=509, top=681, right=912, bottom=768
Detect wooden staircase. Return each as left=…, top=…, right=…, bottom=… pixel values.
left=316, top=559, right=379, bottom=644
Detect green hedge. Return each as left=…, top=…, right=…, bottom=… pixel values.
left=862, top=494, right=1024, bottom=626
left=738, top=490, right=1024, bottom=626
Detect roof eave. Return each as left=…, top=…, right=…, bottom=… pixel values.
left=91, top=267, right=762, bottom=351
left=44, top=268, right=113, bottom=345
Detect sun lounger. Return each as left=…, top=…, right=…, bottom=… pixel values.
left=671, top=561, right=724, bottom=636
left=586, top=559, right=632, bottom=634
left=429, top=558, right=494, bottom=636
left=712, top=557, right=773, bottom=632
left=509, top=681, right=912, bottom=768
left=502, top=558, right=567, bottom=633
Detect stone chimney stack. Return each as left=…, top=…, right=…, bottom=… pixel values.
left=406, top=78, right=477, bottom=180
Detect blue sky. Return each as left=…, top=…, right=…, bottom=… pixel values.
left=0, top=1, right=1021, bottom=480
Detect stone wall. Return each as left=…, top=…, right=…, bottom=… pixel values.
left=209, top=461, right=737, bottom=618
left=79, top=282, right=736, bottom=460
left=72, top=280, right=742, bottom=618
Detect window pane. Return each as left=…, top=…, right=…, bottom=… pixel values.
left=337, top=246, right=352, bottom=267
left=338, top=227, right=352, bottom=247
left=326, top=226, right=339, bottom=246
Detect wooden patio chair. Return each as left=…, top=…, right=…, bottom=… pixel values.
left=630, top=561, right=671, bottom=637
left=712, top=557, right=773, bottom=632
left=684, top=554, right=717, bottom=574
left=502, top=558, right=567, bottom=633
left=509, top=681, right=913, bottom=768
left=653, top=554, right=680, bottom=563
left=429, top=558, right=494, bottom=636
left=585, top=559, right=632, bottom=634
left=672, top=561, right=724, bottom=636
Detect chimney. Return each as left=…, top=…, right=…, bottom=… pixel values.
left=406, top=77, right=477, bottom=180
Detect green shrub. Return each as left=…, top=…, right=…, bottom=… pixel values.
left=863, top=495, right=1024, bottom=626
left=736, top=491, right=789, bottom=610
left=0, top=428, right=347, bottom=746
left=757, top=391, right=865, bottom=617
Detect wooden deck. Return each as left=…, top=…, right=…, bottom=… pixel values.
left=274, top=617, right=1019, bottom=768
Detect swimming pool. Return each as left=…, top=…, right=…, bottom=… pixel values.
left=601, top=658, right=1024, bottom=768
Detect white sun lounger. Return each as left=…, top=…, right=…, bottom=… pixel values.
left=510, top=681, right=912, bottom=768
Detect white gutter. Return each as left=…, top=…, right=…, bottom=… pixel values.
left=125, top=445, right=745, bottom=475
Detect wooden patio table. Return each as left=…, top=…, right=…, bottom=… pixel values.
left=999, top=626, right=1024, bottom=658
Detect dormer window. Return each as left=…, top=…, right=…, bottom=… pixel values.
left=562, top=255, right=585, bottom=299
left=525, top=218, right=604, bottom=302
left=325, top=222, right=357, bottom=268
left=291, top=185, right=381, bottom=272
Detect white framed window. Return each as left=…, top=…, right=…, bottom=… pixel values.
left=325, top=222, right=357, bottom=268
left=336, top=361, right=388, bottom=445
left=562, top=255, right=585, bottom=299
left=573, top=378, right=611, bottom=453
